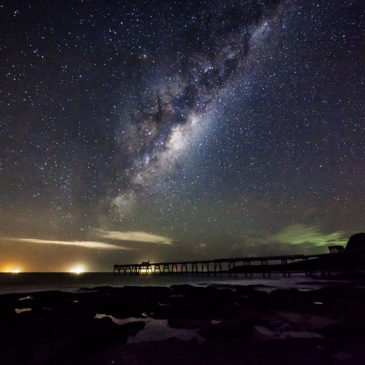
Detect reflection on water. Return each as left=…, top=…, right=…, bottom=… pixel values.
left=15, top=308, right=32, bottom=314
left=18, top=296, right=33, bottom=301
left=254, top=311, right=340, bottom=340
left=255, top=325, right=323, bottom=339
left=95, top=313, right=205, bottom=344
left=277, top=311, right=339, bottom=329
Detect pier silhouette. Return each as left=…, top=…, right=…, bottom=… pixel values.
left=113, top=233, right=365, bottom=278
left=113, top=253, right=345, bottom=278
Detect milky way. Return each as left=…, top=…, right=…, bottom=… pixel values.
left=109, top=0, right=283, bottom=220
left=0, top=0, right=364, bottom=271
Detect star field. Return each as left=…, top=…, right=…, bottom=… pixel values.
left=0, top=0, right=364, bottom=271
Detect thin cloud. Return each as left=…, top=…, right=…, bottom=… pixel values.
left=95, top=229, right=173, bottom=245
left=4, top=238, right=132, bottom=250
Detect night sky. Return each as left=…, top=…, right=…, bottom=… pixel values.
left=0, top=0, right=364, bottom=272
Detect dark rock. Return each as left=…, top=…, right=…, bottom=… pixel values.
left=1, top=283, right=365, bottom=364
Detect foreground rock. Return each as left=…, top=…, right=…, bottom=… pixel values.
left=1, top=283, right=365, bottom=364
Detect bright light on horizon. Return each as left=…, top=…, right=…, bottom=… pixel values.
left=2, top=265, right=23, bottom=274
left=69, top=265, right=86, bottom=275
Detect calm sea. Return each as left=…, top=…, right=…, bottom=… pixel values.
left=0, top=272, right=340, bottom=295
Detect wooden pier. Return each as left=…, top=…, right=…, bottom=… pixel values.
left=113, top=252, right=348, bottom=278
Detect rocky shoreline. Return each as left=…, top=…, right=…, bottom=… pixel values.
left=1, top=282, right=365, bottom=364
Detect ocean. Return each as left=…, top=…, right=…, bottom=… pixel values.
left=0, top=272, right=341, bottom=294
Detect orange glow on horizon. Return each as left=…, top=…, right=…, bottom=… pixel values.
left=69, top=264, right=86, bottom=274
left=2, top=265, right=23, bottom=274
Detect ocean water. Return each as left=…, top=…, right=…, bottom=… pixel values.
left=0, top=272, right=344, bottom=295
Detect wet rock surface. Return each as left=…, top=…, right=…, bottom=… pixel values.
left=1, top=283, right=365, bottom=364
